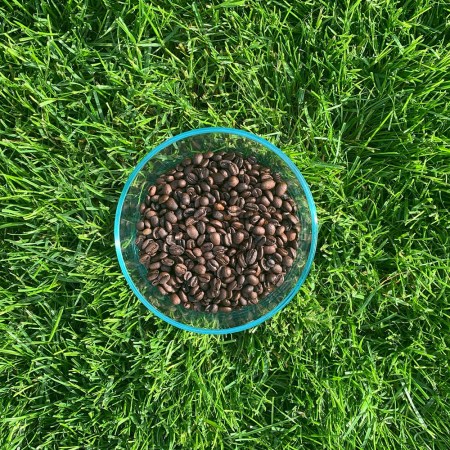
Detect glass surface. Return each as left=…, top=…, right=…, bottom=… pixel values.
left=114, top=128, right=318, bottom=334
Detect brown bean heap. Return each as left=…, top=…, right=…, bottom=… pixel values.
left=135, top=151, right=300, bottom=313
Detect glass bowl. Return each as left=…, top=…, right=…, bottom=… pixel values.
left=114, top=127, right=318, bottom=334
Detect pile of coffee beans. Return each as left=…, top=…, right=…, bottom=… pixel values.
left=135, top=151, right=300, bottom=313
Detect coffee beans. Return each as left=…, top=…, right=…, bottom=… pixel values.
left=135, top=152, right=300, bottom=313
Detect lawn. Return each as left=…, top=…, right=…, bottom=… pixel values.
left=1, top=0, right=449, bottom=448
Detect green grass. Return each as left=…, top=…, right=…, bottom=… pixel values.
left=1, top=0, right=449, bottom=448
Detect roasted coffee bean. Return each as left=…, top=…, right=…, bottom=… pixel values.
left=201, top=242, right=213, bottom=252
left=194, top=207, right=207, bottom=220
left=142, top=228, right=152, bottom=236
left=272, top=196, right=283, bottom=208
left=165, top=211, right=177, bottom=224
left=186, top=172, right=198, bottom=184
left=158, top=194, right=169, bottom=205
left=227, top=175, right=239, bottom=187
left=203, top=251, right=214, bottom=260
left=164, top=198, right=177, bottom=210
left=265, top=223, right=276, bottom=235
left=193, top=264, right=206, bottom=275
left=283, top=256, right=294, bottom=267
left=169, top=244, right=184, bottom=256
left=192, top=153, right=203, bottom=165
left=206, top=260, right=220, bottom=272
left=145, top=240, right=159, bottom=256
left=174, top=263, right=187, bottom=276
left=245, top=249, right=258, bottom=266
left=232, top=231, right=245, bottom=244
left=261, top=179, right=276, bottom=190
left=223, top=233, right=232, bottom=247
left=217, top=266, right=232, bottom=279
left=161, top=257, right=175, bottom=266
left=157, top=272, right=170, bottom=285
left=216, top=253, right=230, bottom=266
left=272, top=264, right=283, bottom=274
left=187, top=225, right=199, bottom=240
left=252, top=226, right=265, bottom=236
left=275, top=182, right=288, bottom=196
left=263, top=245, right=276, bottom=255
left=235, top=183, right=248, bottom=193
left=254, top=235, right=266, bottom=247
left=189, top=275, right=199, bottom=287
left=213, top=246, right=226, bottom=255
left=158, top=228, right=168, bottom=239
left=210, top=232, right=221, bottom=246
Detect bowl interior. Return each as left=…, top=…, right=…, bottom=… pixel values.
left=115, top=129, right=317, bottom=333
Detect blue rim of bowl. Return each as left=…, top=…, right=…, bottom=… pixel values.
left=114, top=127, right=318, bottom=334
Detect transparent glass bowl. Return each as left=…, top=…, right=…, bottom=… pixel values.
left=114, top=127, right=318, bottom=334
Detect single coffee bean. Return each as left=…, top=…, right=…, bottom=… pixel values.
left=165, top=211, right=177, bottom=224
left=242, top=285, right=254, bottom=297
left=261, top=179, right=276, bottom=190
left=252, top=226, right=265, bottom=236
left=203, top=251, right=214, bottom=260
left=193, top=153, right=203, bottom=165
left=174, top=263, right=187, bottom=276
left=223, top=234, right=232, bottom=247
left=142, top=228, right=152, bottom=236
left=282, top=200, right=292, bottom=212
left=206, top=260, right=220, bottom=272
left=283, top=256, right=294, bottom=267
left=275, top=182, right=288, bottom=196
left=161, top=257, right=175, bottom=266
left=198, top=196, right=208, bottom=206
left=265, top=223, right=276, bottom=235
left=145, top=240, right=159, bottom=256
left=193, top=207, right=206, bottom=220
left=235, top=183, right=248, bottom=193
left=272, top=264, right=283, bottom=274
left=197, top=221, right=206, bottom=235
left=272, top=196, right=283, bottom=208
left=232, top=231, right=245, bottom=244
left=158, top=228, right=168, bottom=239
left=264, top=245, right=276, bottom=255
left=193, top=264, right=206, bottom=275
left=216, top=253, right=230, bottom=266
left=186, top=172, right=198, bottom=184
left=210, top=232, right=221, bottom=246
left=169, top=244, right=184, bottom=256
left=201, top=242, right=213, bottom=252
left=227, top=175, right=239, bottom=187
left=245, top=249, right=258, bottom=266
left=217, top=266, right=232, bottom=279
left=212, top=246, right=226, bottom=255
left=170, top=293, right=181, bottom=305
left=187, top=225, right=199, bottom=240
left=165, top=198, right=178, bottom=211
left=179, top=193, right=190, bottom=206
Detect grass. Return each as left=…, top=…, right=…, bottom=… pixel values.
left=0, top=0, right=449, bottom=448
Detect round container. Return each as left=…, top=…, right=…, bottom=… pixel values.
left=114, top=127, right=318, bottom=334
